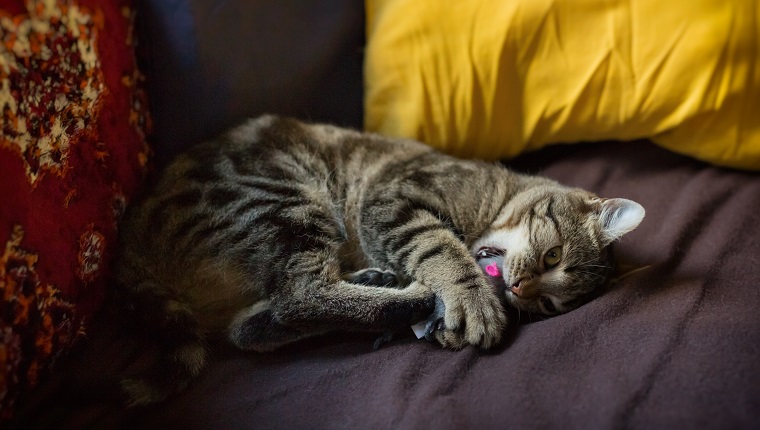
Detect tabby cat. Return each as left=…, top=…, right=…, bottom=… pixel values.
left=116, top=115, right=644, bottom=404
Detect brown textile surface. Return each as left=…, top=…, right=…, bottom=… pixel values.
left=11, top=140, right=760, bottom=429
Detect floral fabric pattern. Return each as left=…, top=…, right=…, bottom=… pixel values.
left=1, top=0, right=103, bottom=185
left=0, top=0, right=150, bottom=419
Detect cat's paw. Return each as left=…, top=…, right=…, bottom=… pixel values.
left=425, top=281, right=507, bottom=350
left=348, top=268, right=399, bottom=288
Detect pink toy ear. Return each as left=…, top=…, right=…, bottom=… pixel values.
left=485, top=263, right=501, bottom=277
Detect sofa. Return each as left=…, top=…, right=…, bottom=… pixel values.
left=5, top=1, right=760, bottom=428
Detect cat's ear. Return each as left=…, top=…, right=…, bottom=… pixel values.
left=592, top=198, right=645, bottom=246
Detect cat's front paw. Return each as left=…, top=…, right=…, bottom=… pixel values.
left=425, top=281, right=507, bottom=350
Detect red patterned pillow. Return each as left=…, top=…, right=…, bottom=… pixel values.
left=0, top=0, right=151, bottom=419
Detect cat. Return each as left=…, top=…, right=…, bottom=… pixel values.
left=115, top=115, right=644, bottom=405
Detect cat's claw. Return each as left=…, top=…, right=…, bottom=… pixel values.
left=423, top=318, right=444, bottom=343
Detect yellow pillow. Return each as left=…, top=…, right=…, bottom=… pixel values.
left=364, top=0, right=760, bottom=170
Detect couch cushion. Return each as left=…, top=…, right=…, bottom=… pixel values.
left=364, top=0, right=760, bottom=169
left=0, top=0, right=150, bottom=420
left=136, top=0, right=365, bottom=166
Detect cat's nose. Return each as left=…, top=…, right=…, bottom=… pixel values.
left=509, top=279, right=524, bottom=296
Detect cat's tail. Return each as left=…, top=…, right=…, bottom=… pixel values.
left=116, top=278, right=208, bottom=406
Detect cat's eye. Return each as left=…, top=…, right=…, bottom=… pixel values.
left=540, top=296, right=557, bottom=314
left=543, top=246, right=562, bottom=269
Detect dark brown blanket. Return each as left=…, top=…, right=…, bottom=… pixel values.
left=12, top=140, right=760, bottom=429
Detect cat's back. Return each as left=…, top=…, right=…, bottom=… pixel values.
left=165, top=115, right=433, bottom=188
left=117, top=116, right=435, bottom=283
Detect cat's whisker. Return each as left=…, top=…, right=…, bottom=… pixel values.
left=572, top=270, right=606, bottom=279
left=580, top=264, right=611, bottom=270
left=570, top=259, right=611, bottom=269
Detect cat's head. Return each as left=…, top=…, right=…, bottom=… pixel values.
left=471, top=186, right=644, bottom=316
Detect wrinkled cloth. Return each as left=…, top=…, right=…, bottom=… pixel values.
left=365, top=0, right=760, bottom=170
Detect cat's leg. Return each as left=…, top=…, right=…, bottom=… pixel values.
left=228, top=300, right=319, bottom=352
left=230, top=252, right=434, bottom=351
left=230, top=282, right=433, bottom=351
left=361, top=202, right=508, bottom=350
left=223, top=172, right=437, bottom=351
left=345, top=269, right=410, bottom=348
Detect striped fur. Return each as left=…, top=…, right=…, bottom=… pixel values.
left=115, top=115, right=644, bottom=404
